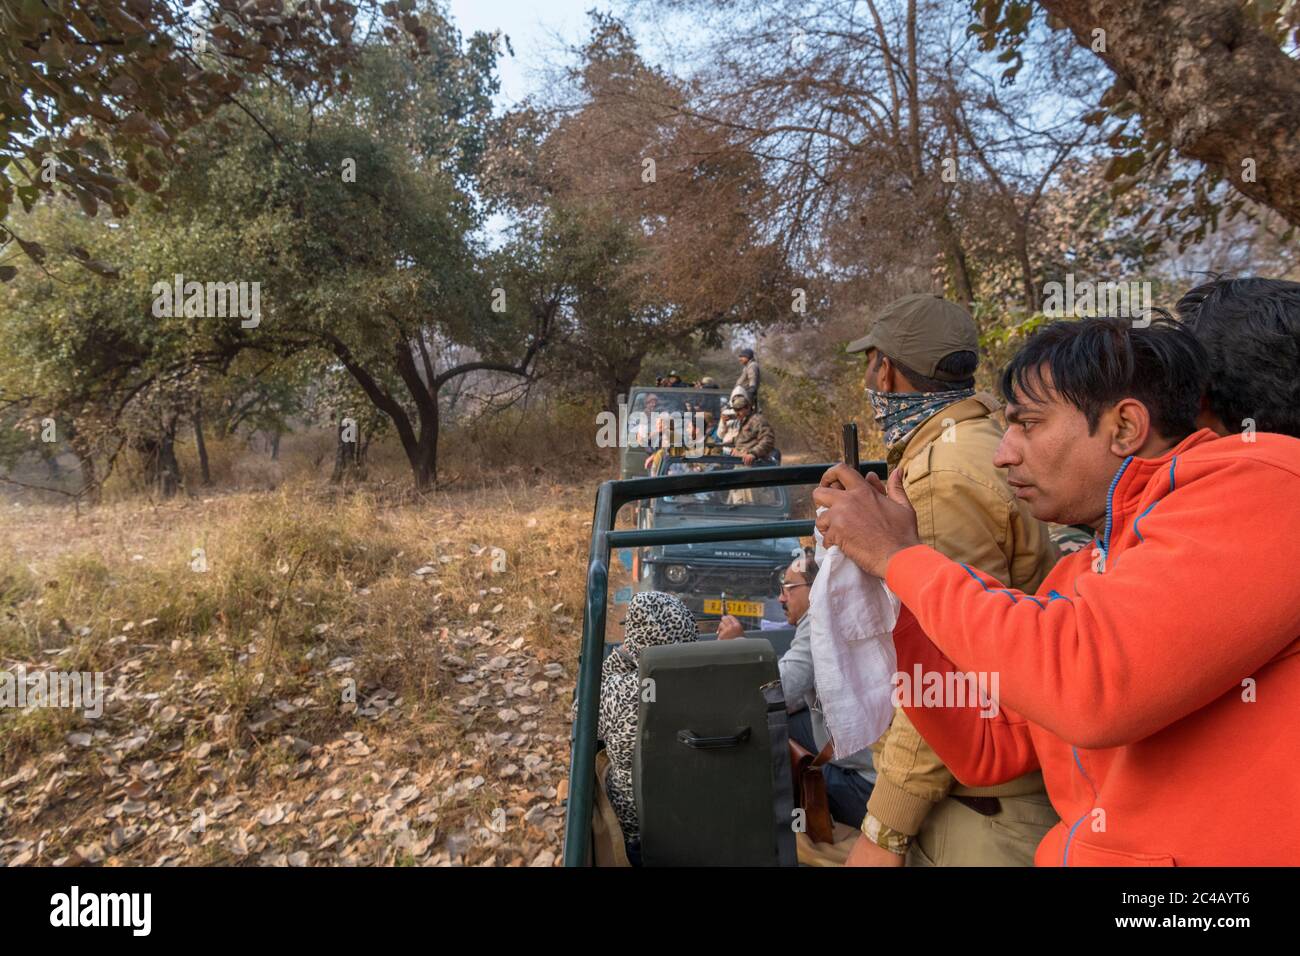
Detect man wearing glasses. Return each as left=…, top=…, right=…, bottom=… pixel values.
left=718, top=548, right=877, bottom=826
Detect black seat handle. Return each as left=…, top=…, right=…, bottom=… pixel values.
left=676, top=727, right=752, bottom=750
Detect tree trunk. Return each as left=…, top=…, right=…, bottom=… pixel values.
left=75, top=449, right=99, bottom=504
left=1014, top=218, right=1038, bottom=313
left=358, top=424, right=374, bottom=464
left=159, top=432, right=181, bottom=497
left=193, top=402, right=212, bottom=486
left=407, top=401, right=438, bottom=492
left=605, top=381, right=623, bottom=420
left=1040, top=0, right=1300, bottom=226
left=936, top=213, right=975, bottom=305
left=331, top=420, right=363, bottom=483
left=270, top=430, right=281, bottom=461
left=137, top=432, right=181, bottom=498
left=319, top=327, right=545, bottom=496
left=604, top=358, right=644, bottom=464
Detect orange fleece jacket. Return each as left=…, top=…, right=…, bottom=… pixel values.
left=885, top=429, right=1300, bottom=866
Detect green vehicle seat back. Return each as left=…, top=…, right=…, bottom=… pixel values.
left=633, top=638, right=797, bottom=866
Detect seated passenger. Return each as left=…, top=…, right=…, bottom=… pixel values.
left=715, top=407, right=740, bottom=452
left=595, top=591, right=697, bottom=854
left=718, top=550, right=876, bottom=827
left=684, top=400, right=715, bottom=449
left=730, top=393, right=777, bottom=465
left=637, top=394, right=676, bottom=470
left=633, top=394, right=663, bottom=448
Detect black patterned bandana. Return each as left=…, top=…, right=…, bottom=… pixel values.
left=867, top=388, right=975, bottom=448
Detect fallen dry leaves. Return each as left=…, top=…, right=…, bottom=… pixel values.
left=0, top=482, right=590, bottom=867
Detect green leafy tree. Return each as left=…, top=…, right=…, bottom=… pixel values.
left=3, top=6, right=524, bottom=494
left=1, top=0, right=430, bottom=274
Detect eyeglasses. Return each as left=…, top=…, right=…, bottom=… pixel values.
left=778, top=580, right=810, bottom=592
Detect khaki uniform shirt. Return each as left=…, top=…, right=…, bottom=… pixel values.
left=735, top=361, right=760, bottom=405
left=733, top=412, right=775, bottom=459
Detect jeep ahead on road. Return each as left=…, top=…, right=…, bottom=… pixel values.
left=618, top=386, right=729, bottom=479
left=631, top=455, right=798, bottom=628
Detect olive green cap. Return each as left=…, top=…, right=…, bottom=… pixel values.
left=845, top=293, right=979, bottom=380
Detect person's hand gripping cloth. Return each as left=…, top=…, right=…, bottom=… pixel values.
left=809, top=508, right=900, bottom=759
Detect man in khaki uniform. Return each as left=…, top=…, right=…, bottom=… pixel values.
left=735, top=348, right=761, bottom=409
left=842, top=293, right=1060, bottom=867
left=729, top=393, right=775, bottom=464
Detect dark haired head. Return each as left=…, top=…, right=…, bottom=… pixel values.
left=1175, top=275, right=1300, bottom=439
left=872, top=349, right=978, bottom=392
left=999, top=315, right=1208, bottom=441
left=789, top=546, right=819, bottom=584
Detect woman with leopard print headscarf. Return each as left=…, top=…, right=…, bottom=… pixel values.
left=594, top=590, right=697, bottom=850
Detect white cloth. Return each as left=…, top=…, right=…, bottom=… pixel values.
left=808, top=509, right=900, bottom=759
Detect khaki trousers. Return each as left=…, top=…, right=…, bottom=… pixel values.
left=905, top=791, right=1058, bottom=867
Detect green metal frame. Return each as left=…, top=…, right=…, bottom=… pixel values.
left=562, top=460, right=887, bottom=866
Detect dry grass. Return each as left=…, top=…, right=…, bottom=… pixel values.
left=1, top=480, right=593, bottom=722
left=0, top=475, right=595, bottom=866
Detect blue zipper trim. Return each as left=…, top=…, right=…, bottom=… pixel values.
left=1062, top=747, right=1102, bottom=866
left=1072, top=745, right=1100, bottom=796
left=1132, top=502, right=1158, bottom=543
left=1067, top=479, right=1116, bottom=864
left=1062, top=813, right=1090, bottom=867
left=958, top=562, right=1019, bottom=604
left=1132, top=456, right=1179, bottom=543
left=1098, top=456, right=1134, bottom=569
left=958, top=562, right=1050, bottom=609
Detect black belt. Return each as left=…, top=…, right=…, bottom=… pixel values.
left=951, top=795, right=1002, bottom=816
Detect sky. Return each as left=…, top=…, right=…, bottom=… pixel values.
left=443, top=0, right=599, bottom=242
left=445, top=0, right=603, bottom=109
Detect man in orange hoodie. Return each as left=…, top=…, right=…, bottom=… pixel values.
left=818, top=316, right=1300, bottom=866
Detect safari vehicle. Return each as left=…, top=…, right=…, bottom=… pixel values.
left=563, top=458, right=886, bottom=867
left=631, top=455, right=799, bottom=629
left=619, top=385, right=729, bottom=479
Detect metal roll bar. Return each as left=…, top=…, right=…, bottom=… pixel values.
left=562, top=460, right=886, bottom=866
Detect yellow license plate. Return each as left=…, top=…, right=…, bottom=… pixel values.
left=703, top=599, right=764, bottom=618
